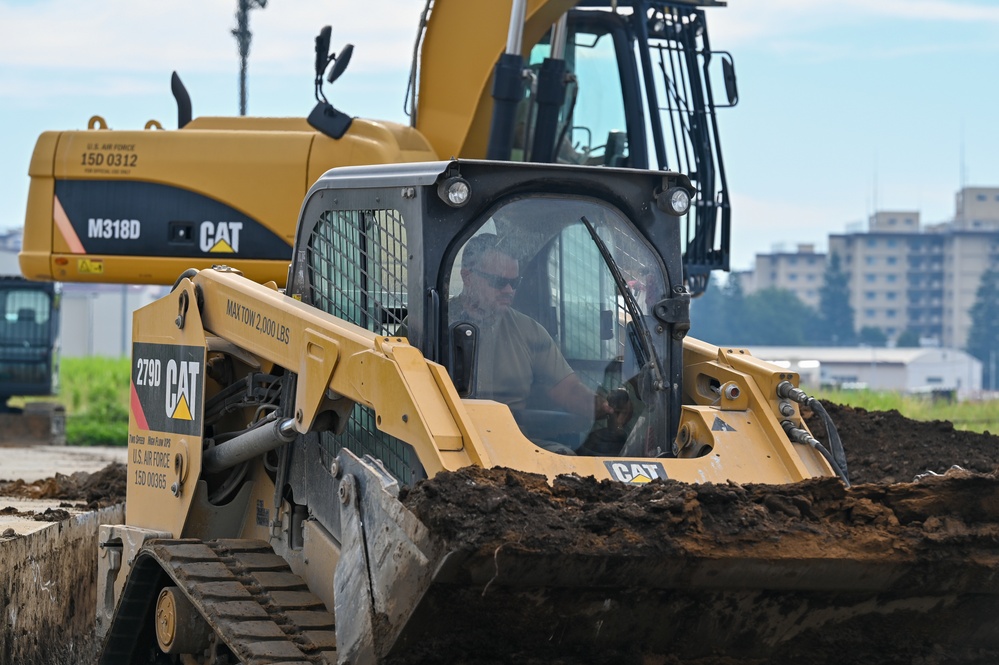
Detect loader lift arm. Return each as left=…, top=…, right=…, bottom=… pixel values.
left=179, top=268, right=488, bottom=479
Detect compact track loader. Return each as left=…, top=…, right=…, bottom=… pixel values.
left=95, top=159, right=991, bottom=665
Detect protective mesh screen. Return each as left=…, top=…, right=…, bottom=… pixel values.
left=307, top=208, right=424, bottom=485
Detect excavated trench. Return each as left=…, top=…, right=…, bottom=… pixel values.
left=2, top=402, right=998, bottom=664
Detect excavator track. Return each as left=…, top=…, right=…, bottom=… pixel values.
left=101, top=539, right=337, bottom=664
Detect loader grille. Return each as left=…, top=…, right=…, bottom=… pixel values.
left=308, top=208, right=424, bottom=485
left=307, top=209, right=408, bottom=336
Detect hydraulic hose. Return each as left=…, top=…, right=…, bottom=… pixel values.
left=781, top=420, right=850, bottom=487
left=777, top=381, right=850, bottom=486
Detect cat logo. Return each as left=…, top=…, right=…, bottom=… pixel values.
left=200, top=221, right=243, bottom=254
left=604, top=461, right=668, bottom=484
left=164, top=359, right=200, bottom=421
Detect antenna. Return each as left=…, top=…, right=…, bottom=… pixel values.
left=960, top=121, right=967, bottom=190
left=233, top=0, right=268, bottom=116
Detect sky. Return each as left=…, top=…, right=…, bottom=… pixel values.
left=1, top=0, right=998, bottom=272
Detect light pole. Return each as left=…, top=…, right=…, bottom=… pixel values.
left=233, top=0, right=268, bottom=116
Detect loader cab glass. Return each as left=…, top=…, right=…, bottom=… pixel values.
left=446, top=196, right=669, bottom=457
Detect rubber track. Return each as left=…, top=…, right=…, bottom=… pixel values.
left=148, top=538, right=337, bottom=664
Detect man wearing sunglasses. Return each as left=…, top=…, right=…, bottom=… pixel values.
left=451, top=234, right=615, bottom=452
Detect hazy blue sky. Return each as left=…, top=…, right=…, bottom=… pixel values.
left=2, top=0, right=998, bottom=271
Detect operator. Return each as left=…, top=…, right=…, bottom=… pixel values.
left=450, top=234, right=628, bottom=452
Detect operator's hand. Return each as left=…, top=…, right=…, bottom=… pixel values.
left=595, top=388, right=632, bottom=428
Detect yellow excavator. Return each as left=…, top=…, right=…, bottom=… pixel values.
left=21, top=0, right=734, bottom=294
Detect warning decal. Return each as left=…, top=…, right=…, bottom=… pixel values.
left=711, top=416, right=737, bottom=432
left=131, top=342, right=204, bottom=436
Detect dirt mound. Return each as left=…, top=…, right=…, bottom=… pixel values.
left=391, top=403, right=999, bottom=665
left=804, top=400, right=999, bottom=483
left=0, top=462, right=126, bottom=510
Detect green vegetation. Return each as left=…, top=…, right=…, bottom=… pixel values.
left=59, top=356, right=130, bottom=446
left=812, top=388, right=999, bottom=435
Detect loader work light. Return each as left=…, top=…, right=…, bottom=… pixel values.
left=658, top=186, right=691, bottom=216
left=439, top=177, right=471, bottom=207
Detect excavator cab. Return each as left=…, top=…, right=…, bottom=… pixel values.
left=507, top=1, right=735, bottom=294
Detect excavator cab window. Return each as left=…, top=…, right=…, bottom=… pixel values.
left=516, top=17, right=634, bottom=167
left=445, top=195, right=668, bottom=457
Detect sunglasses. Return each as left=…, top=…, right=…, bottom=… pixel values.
left=472, top=269, right=522, bottom=290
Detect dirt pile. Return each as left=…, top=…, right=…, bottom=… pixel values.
left=804, top=400, right=999, bottom=483
left=1, top=404, right=998, bottom=663
left=0, top=461, right=126, bottom=511
left=391, top=403, right=999, bottom=665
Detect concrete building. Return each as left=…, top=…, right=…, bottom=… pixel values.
left=748, top=346, right=983, bottom=400
left=750, top=244, right=825, bottom=308
left=829, top=211, right=922, bottom=343
left=747, top=186, right=999, bottom=349
left=60, top=283, right=164, bottom=357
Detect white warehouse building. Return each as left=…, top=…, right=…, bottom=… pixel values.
left=745, top=346, right=983, bottom=399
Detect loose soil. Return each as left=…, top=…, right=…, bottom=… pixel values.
left=393, top=402, right=999, bottom=665
left=0, top=462, right=126, bottom=512
left=3, top=403, right=999, bottom=664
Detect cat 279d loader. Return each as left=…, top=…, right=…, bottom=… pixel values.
left=95, top=159, right=998, bottom=664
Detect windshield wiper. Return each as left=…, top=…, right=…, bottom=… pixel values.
left=579, top=216, right=665, bottom=391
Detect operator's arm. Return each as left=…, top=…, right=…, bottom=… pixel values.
left=548, top=373, right=613, bottom=420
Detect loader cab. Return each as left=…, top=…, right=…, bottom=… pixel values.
left=292, top=159, right=692, bottom=484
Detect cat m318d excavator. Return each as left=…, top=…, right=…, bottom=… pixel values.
left=21, top=0, right=733, bottom=295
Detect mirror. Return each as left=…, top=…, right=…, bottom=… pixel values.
left=327, top=43, right=354, bottom=84
left=314, top=26, right=332, bottom=78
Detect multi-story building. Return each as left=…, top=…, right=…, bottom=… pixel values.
left=829, top=211, right=921, bottom=342
left=747, top=187, right=999, bottom=349
left=750, top=244, right=825, bottom=308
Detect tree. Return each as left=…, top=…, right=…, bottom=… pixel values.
left=858, top=326, right=888, bottom=347
left=817, top=252, right=856, bottom=345
left=688, top=281, right=728, bottom=344
left=966, top=266, right=999, bottom=390
left=895, top=328, right=921, bottom=348
left=741, top=288, right=823, bottom=346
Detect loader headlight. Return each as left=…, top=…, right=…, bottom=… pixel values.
left=438, top=177, right=471, bottom=207
left=658, top=186, right=691, bottom=216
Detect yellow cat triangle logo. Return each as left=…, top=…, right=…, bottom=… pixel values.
left=171, top=394, right=194, bottom=420
left=209, top=239, right=236, bottom=253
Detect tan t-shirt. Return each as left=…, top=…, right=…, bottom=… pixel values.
left=453, top=302, right=573, bottom=410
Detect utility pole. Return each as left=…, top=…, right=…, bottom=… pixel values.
left=233, top=0, right=267, bottom=116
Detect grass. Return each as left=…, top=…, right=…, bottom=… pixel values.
left=60, top=356, right=131, bottom=446
left=812, top=388, right=999, bottom=435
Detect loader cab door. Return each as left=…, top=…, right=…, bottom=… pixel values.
left=445, top=195, right=670, bottom=457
